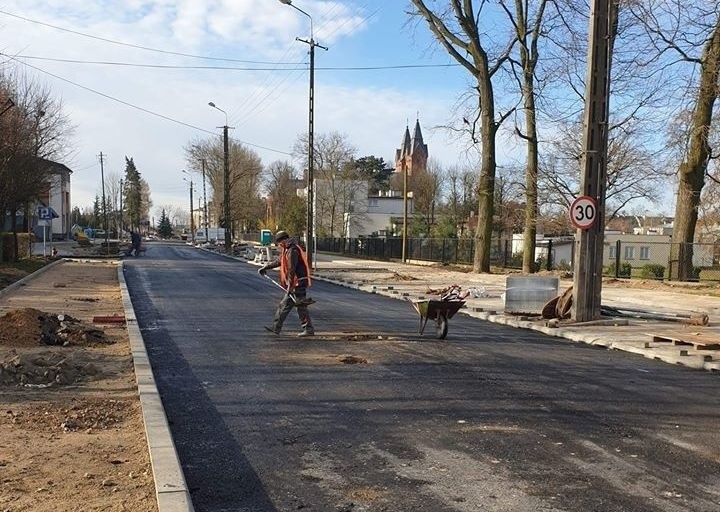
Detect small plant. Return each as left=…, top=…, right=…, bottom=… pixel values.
left=640, top=263, right=665, bottom=279
left=605, top=262, right=632, bottom=278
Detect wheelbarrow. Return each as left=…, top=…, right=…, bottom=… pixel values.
left=411, top=299, right=466, bottom=339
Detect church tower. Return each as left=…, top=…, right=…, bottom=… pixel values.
left=394, top=118, right=428, bottom=177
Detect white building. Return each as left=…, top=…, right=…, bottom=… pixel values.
left=344, top=190, right=414, bottom=238
left=32, top=159, right=72, bottom=240
left=511, top=233, right=574, bottom=268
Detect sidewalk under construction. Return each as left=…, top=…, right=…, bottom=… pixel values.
left=303, top=252, right=720, bottom=372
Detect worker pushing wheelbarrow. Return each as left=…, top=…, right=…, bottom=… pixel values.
left=410, top=284, right=467, bottom=339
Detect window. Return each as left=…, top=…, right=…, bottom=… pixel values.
left=640, top=246, right=650, bottom=260
left=609, top=246, right=616, bottom=259
left=624, top=246, right=635, bottom=260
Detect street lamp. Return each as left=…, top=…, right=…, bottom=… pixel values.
left=278, top=0, right=327, bottom=269
left=182, top=170, right=195, bottom=244
left=208, top=101, right=232, bottom=251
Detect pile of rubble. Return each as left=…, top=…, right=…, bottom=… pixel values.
left=0, top=308, right=111, bottom=347
left=0, top=308, right=114, bottom=387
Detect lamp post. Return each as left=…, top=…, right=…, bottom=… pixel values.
left=278, top=0, right=327, bottom=269
left=208, top=101, right=232, bottom=251
left=182, top=171, right=195, bottom=244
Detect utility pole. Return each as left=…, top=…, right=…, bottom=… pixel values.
left=402, top=157, right=408, bottom=263
left=189, top=178, right=195, bottom=244
left=222, top=124, right=231, bottom=250
left=208, top=102, right=233, bottom=252
left=572, top=0, right=616, bottom=322
left=202, top=158, right=209, bottom=243
left=99, top=152, right=109, bottom=254
left=297, top=35, right=328, bottom=269
left=0, top=97, right=14, bottom=117
left=119, top=178, right=123, bottom=238
left=280, top=0, right=328, bottom=268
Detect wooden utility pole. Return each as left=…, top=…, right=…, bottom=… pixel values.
left=572, top=0, right=616, bottom=322
left=402, top=157, right=408, bottom=263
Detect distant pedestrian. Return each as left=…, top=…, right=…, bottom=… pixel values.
left=258, top=230, right=314, bottom=336
left=130, top=231, right=141, bottom=256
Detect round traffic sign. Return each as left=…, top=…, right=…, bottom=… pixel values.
left=569, top=195, right=597, bottom=230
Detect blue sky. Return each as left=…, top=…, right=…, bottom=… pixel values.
left=0, top=1, right=485, bottom=215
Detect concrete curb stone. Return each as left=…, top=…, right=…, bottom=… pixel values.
left=0, top=258, right=65, bottom=298
left=117, top=262, right=195, bottom=512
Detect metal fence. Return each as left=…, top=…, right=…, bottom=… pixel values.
left=316, top=236, right=720, bottom=282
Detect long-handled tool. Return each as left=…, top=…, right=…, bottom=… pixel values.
left=262, top=273, right=315, bottom=307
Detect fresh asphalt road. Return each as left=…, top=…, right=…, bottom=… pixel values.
left=124, top=242, right=720, bottom=512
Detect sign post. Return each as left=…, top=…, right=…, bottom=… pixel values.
left=37, top=207, right=55, bottom=258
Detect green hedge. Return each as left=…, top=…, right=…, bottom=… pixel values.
left=640, top=263, right=665, bottom=279
left=605, top=262, right=632, bottom=277
left=0, top=232, right=34, bottom=262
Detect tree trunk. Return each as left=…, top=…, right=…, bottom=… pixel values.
left=10, top=209, right=18, bottom=262
left=670, top=20, right=720, bottom=280
left=473, top=91, right=497, bottom=273
left=522, top=72, right=539, bottom=273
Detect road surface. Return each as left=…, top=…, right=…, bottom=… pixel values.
left=124, top=242, right=720, bottom=512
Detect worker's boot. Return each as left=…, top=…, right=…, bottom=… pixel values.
left=297, top=327, right=315, bottom=337
left=264, top=325, right=281, bottom=335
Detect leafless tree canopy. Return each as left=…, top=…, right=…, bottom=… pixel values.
left=0, top=65, right=73, bottom=258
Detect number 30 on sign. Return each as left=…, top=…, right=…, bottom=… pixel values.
left=569, top=196, right=597, bottom=230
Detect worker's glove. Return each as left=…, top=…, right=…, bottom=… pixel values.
left=258, top=266, right=267, bottom=275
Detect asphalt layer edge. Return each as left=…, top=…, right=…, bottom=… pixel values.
left=118, top=262, right=195, bottom=512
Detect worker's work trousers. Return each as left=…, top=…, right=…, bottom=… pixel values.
left=272, top=287, right=312, bottom=332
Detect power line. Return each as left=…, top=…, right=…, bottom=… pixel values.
left=0, top=9, right=298, bottom=64
left=228, top=0, right=345, bottom=127
left=9, top=54, right=461, bottom=71
left=4, top=54, right=292, bottom=155
left=10, top=54, right=306, bottom=70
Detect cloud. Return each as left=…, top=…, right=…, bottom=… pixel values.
left=0, top=1, right=495, bottom=212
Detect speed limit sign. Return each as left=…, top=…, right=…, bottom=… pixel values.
left=570, top=195, right=597, bottom=230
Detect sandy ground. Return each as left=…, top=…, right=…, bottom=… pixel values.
left=0, top=260, right=158, bottom=512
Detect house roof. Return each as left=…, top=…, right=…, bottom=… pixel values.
left=37, top=157, right=73, bottom=175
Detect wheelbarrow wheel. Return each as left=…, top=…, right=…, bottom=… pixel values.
left=436, top=314, right=448, bottom=339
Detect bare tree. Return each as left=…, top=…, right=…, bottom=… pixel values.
left=264, top=160, right=301, bottom=229
left=411, top=157, right=444, bottom=235
left=185, top=136, right=263, bottom=235
left=293, top=132, right=357, bottom=237
left=498, top=0, right=553, bottom=273
left=409, top=0, right=517, bottom=272
left=539, top=118, right=668, bottom=219
left=445, top=164, right=478, bottom=237
left=0, top=67, right=72, bottom=259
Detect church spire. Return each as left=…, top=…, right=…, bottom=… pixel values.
left=412, top=118, right=424, bottom=150
left=401, top=125, right=412, bottom=157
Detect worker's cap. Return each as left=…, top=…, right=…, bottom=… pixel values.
left=274, top=230, right=289, bottom=243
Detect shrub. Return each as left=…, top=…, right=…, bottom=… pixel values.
left=605, top=262, right=632, bottom=278
left=640, top=263, right=665, bottom=279
left=0, top=232, right=34, bottom=262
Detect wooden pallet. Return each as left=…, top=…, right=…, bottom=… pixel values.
left=648, top=332, right=720, bottom=350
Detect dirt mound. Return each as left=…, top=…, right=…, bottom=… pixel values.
left=5, top=397, right=131, bottom=432
left=0, top=308, right=112, bottom=347
left=0, top=350, right=99, bottom=387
